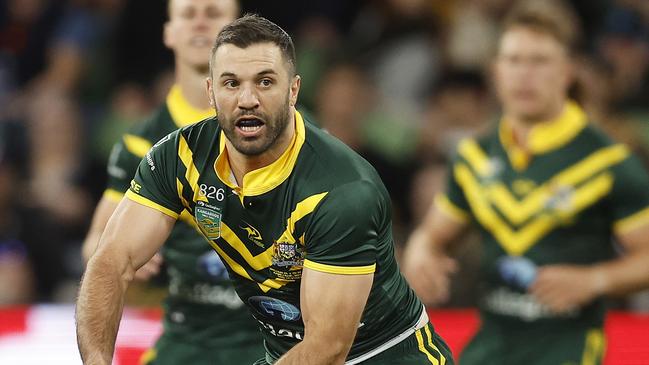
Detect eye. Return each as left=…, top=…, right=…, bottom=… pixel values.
left=224, top=80, right=239, bottom=88
left=259, top=78, right=273, bottom=87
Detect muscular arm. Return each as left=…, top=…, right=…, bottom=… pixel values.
left=402, top=200, right=469, bottom=304
left=81, top=194, right=163, bottom=279
left=275, top=268, right=373, bottom=365
left=75, top=198, right=175, bottom=365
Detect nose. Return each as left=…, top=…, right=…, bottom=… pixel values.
left=237, top=85, right=260, bottom=110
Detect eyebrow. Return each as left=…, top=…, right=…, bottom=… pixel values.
left=219, top=69, right=278, bottom=79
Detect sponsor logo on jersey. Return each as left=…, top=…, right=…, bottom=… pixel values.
left=241, top=222, right=264, bottom=248
left=248, top=296, right=301, bottom=322
left=195, top=201, right=222, bottom=239
left=484, top=287, right=579, bottom=321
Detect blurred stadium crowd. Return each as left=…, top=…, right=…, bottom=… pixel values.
left=1, top=0, right=649, bottom=309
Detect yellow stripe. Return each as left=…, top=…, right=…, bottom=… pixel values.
left=176, top=178, right=191, bottom=209
left=123, top=134, right=152, bottom=158
left=278, top=192, right=328, bottom=246
left=477, top=144, right=628, bottom=225
left=581, top=329, right=605, bottom=365
left=139, top=348, right=156, bottom=365
left=103, top=189, right=124, bottom=203
left=204, top=238, right=255, bottom=282
left=415, top=328, right=439, bottom=365
left=456, top=164, right=614, bottom=256
left=435, top=194, right=470, bottom=222
left=125, top=190, right=179, bottom=219
left=614, top=205, right=649, bottom=234
left=424, top=324, right=446, bottom=365
left=303, top=260, right=376, bottom=275
left=220, top=222, right=274, bottom=270
left=555, top=173, right=614, bottom=222
left=457, top=139, right=490, bottom=176
left=177, top=135, right=206, bottom=203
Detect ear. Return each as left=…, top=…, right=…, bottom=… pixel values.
left=163, top=21, right=174, bottom=49
left=289, top=75, right=301, bottom=107
left=206, top=77, right=216, bottom=109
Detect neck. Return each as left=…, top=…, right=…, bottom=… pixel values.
left=175, top=61, right=211, bottom=110
left=227, top=108, right=297, bottom=185
left=505, top=100, right=565, bottom=148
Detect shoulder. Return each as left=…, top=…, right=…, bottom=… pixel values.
left=300, top=121, right=382, bottom=186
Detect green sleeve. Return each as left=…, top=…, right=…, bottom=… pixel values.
left=105, top=136, right=151, bottom=197
left=127, top=132, right=183, bottom=219
left=303, top=180, right=383, bottom=275
left=608, top=153, right=649, bottom=233
left=438, top=151, right=472, bottom=221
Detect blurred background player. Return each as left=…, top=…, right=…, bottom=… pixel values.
left=403, top=1, right=649, bottom=364
left=80, top=0, right=263, bottom=364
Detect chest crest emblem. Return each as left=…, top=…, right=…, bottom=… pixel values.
left=194, top=201, right=223, bottom=240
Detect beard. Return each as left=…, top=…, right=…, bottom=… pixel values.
left=219, top=93, right=292, bottom=156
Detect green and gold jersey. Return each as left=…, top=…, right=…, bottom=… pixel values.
left=105, top=85, right=260, bottom=347
left=439, top=101, right=649, bottom=328
left=127, top=110, right=425, bottom=362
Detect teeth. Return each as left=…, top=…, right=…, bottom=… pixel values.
left=240, top=125, right=262, bottom=132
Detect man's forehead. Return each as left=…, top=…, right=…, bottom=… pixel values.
left=213, top=43, right=287, bottom=75
left=500, top=27, right=565, bottom=54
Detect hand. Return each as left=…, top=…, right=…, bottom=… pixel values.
left=402, top=232, right=458, bottom=306
left=133, top=253, right=163, bottom=281
left=529, top=265, right=605, bottom=314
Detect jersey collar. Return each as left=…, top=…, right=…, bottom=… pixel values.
left=499, top=100, right=587, bottom=170
left=214, top=110, right=306, bottom=197
left=166, top=84, right=215, bottom=127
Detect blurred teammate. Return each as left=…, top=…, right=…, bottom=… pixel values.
left=77, top=14, right=453, bottom=365
left=403, top=1, right=649, bottom=364
left=80, top=1, right=264, bottom=364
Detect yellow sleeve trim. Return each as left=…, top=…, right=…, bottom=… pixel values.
left=125, top=190, right=179, bottom=219
left=435, top=194, right=470, bottom=222
left=303, top=259, right=376, bottom=275
left=103, top=189, right=125, bottom=203
left=614, top=205, right=649, bottom=234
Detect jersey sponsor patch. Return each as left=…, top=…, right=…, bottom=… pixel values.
left=248, top=296, right=301, bottom=322
left=195, top=201, right=222, bottom=239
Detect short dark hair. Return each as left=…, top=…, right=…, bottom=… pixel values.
left=502, top=0, right=580, bottom=52
left=210, top=14, right=296, bottom=77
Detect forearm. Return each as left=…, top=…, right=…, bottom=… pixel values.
left=592, top=250, right=649, bottom=297
left=76, top=253, right=133, bottom=364
left=275, top=336, right=349, bottom=365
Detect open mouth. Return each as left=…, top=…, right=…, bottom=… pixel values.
left=235, top=117, right=265, bottom=136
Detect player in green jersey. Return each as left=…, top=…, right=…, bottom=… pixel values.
left=76, top=14, right=453, bottom=365
left=403, top=1, right=649, bottom=365
left=80, top=1, right=263, bottom=364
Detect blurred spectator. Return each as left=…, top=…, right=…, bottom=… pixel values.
left=349, top=0, right=441, bottom=117
left=597, top=2, right=649, bottom=112
left=0, top=122, right=33, bottom=304
left=315, top=62, right=419, bottom=239
left=419, top=69, right=494, bottom=163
